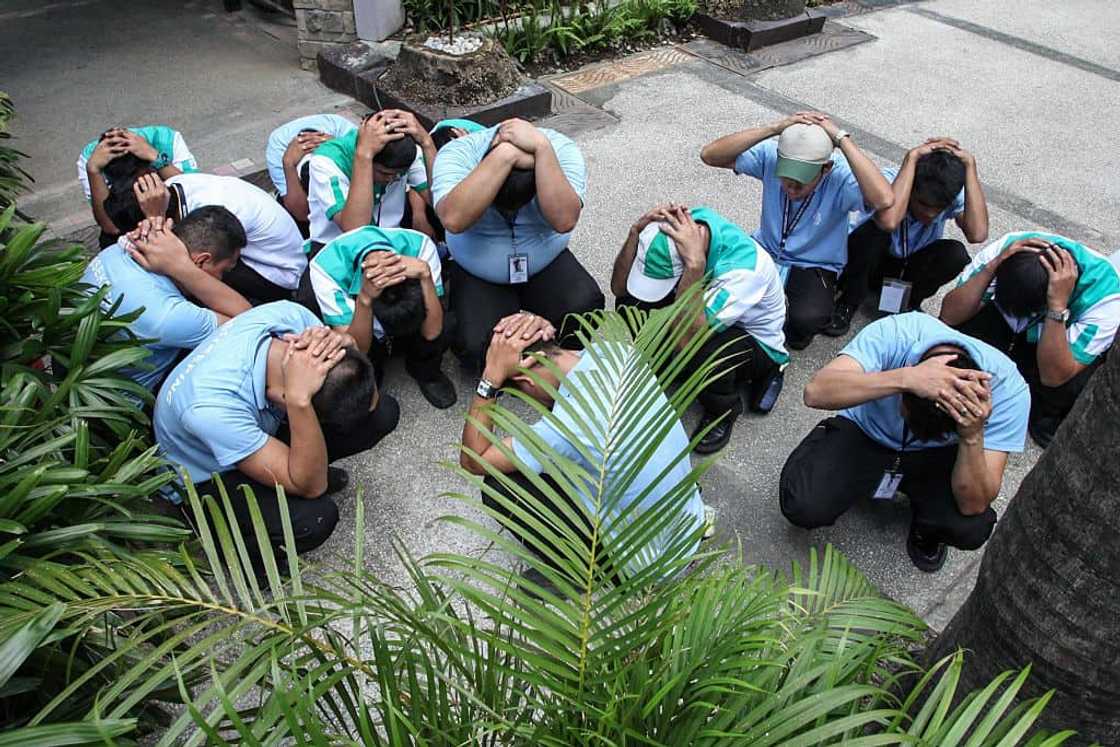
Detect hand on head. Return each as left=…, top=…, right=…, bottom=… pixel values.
left=379, top=109, right=428, bottom=143
left=284, top=130, right=331, bottom=165
left=631, top=203, right=684, bottom=234
left=132, top=172, right=171, bottom=219
left=359, top=251, right=409, bottom=303
left=280, top=327, right=351, bottom=405
left=908, top=353, right=992, bottom=418
left=357, top=111, right=405, bottom=159
left=484, top=312, right=556, bottom=386
left=125, top=217, right=192, bottom=275
left=657, top=205, right=706, bottom=268
left=1040, top=243, right=1079, bottom=311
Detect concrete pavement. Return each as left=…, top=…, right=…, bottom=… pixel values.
left=6, top=0, right=1116, bottom=627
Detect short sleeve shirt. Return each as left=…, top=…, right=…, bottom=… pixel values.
left=306, top=129, right=429, bottom=244
left=77, top=125, right=198, bottom=201
left=839, top=312, right=1029, bottom=452
left=734, top=139, right=864, bottom=274
left=80, top=241, right=217, bottom=390
left=154, top=301, right=322, bottom=487
left=265, top=114, right=356, bottom=196
left=431, top=126, right=587, bottom=284
left=956, top=231, right=1120, bottom=364
left=308, top=226, right=443, bottom=338
left=510, top=343, right=704, bottom=578
left=168, top=173, right=307, bottom=290
left=850, top=166, right=965, bottom=258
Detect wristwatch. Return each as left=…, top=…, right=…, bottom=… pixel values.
left=1045, top=308, right=1070, bottom=324
left=476, top=377, right=502, bottom=399
left=833, top=129, right=851, bottom=145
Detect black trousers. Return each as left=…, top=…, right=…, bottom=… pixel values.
left=839, top=220, right=970, bottom=309
left=224, top=259, right=295, bottom=306
left=615, top=294, right=779, bottom=417
left=784, top=266, right=838, bottom=345
left=780, top=417, right=997, bottom=550
left=450, top=249, right=605, bottom=368
left=482, top=470, right=620, bottom=584
left=189, top=394, right=400, bottom=562
left=954, top=304, right=1106, bottom=429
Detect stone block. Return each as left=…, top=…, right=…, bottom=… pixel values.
left=294, top=0, right=354, bottom=11
left=366, top=80, right=552, bottom=129
left=318, top=40, right=394, bottom=95
left=693, top=9, right=826, bottom=51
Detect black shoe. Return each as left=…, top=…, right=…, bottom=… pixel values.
left=748, top=368, right=785, bottom=413
left=823, top=302, right=855, bottom=337
left=1028, top=416, right=1059, bottom=449
left=325, top=467, right=349, bottom=496
left=907, top=528, right=947, bottom=573
left=416, top=372, right=458, bottom=409
left=786, top=333, right=813, bottom=351
left=693, top=403, right=742, bottom=455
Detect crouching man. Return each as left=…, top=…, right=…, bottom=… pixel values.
left=155, top=301, right=400, bottom=560
left=780, top=312, right=1029, bottom=572
left=459, top=312, right=705, bottom=584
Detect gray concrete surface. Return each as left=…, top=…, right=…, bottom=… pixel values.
left=4, top=0, right=1112, bottom=624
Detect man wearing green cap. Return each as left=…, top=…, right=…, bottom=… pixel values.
left=611, top=205, right=788, bottom=453
left=701, top=112, right=894, bottom=350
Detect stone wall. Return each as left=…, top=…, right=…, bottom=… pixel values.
left=294, top=0, right=358, bottom=71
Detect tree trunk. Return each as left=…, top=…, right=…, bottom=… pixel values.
left=928, top=348, right=1120, bottom=744
left=739, top=0, right=805, bottom=21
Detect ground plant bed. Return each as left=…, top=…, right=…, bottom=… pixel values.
left=695, top=0, right=827, bottom=50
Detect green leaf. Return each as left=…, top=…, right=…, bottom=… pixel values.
left=0, top=602, right=64, bottom=687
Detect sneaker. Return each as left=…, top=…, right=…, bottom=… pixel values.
left=907, top=528, right=947, bottom=573
left=823, top=302, right=856, bottom=337
left=1028, top=416, right=1059, bottom=449
left=702, top=503, right=717, bottom=541
left=416, top=372, right=458, bottom=409
left=325, top=467, right=350, bottom=496
left=749, top=368, right=785, bottom=413
left=786, top=334, right=814, bottom=351
left=693, top=402, right=743, bottom=455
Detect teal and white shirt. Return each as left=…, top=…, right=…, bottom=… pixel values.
left=308, top=226, right=442, bottom=339
left=957, top=231, right=1120, bottom=364
left=639, top=207, right=789, bottom=365
left=76, top=125, right=197, bottom=201
left=306, top=129, right=429, bottom=244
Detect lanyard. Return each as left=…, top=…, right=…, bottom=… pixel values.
left=372, top=183, right=385, bottom=225
left=780, top=190, right=816, bottom=253
left=891, top=424, right=914, bottom=472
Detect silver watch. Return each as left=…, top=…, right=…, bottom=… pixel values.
left=476, top=377, right=501, bottom=399
left=1045, top=308, right=1070, bottom=324
left=833, top=129, right=851, bottom=145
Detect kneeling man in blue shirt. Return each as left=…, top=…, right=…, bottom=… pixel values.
left=155, top=301, right=400, bottom=561
left=780, top=313, right=1029, bottom=572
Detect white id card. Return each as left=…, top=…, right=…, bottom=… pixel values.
left=508, top=253, right=529, bottom=284
left=878, top=278, right=912, bottom=314
left=873, top=471, right=903, bottom=501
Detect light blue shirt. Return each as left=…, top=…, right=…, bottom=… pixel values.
left=265, top=114, right=355, bottom=196
left=512, top=343, right=704, bottom=578
left=154, top=301, right=322, bottom=489
left=80, top=242, right=218, bottom=391
left=839, top=312, right=1029, bottom=452
left=431, top=125, right=587, bottom=283
left=850, top=166, right=965, bottom=258
left=734, top=139, right=865, bottom=274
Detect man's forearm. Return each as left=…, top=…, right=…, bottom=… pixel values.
left=282, top=162, right=311, bottom=222
left=874, top=156, right=916, bottom=232
left=533, top=143, right=581, bottom=233
left=940, top=268, right=994, bottom=326
left=88, top=171, right=119, bottom=234
left=840, top=138, right=894, bottom=211
left=174, top=264, right=251, bottom=317
left=460, top=395, right=497, bottom=473
left=700, top=125, right=779, bottom=169
left=1037, top=318, right=1081, bottom=387
left=610, top=228, right=641, bottom=298
left=156, top=165, right=183, bottom=181
left=437, top=147, right=516, bottom=233
left=419, top=276, right=443, bottom=341
left=286, top=401, right=329, bottom=498
left=345, top=299, right=376, bottom=354
left=804, top=367, right=910, bottom=410
left=951, top=438, right=997, bottom=515
left=958, top=164, right=989, bottom=243
left=338, top=157, right=376, bottom=231
left=675, top=266, right=709, bottom=350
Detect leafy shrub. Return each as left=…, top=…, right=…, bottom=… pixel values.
left=0, top=93, right=32, bottom=215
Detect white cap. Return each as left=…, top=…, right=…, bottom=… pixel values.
left=776, top=123, right=834, bottom=184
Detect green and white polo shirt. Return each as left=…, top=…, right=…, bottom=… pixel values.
left=309, top=225, right=443, bottom=340
left=957, top=231, right=1120, bottom=364
left=630, top=206, right=789, bottom=365
left=306, top=129, right=429, bottom=244
left=76, top=125, right=197, bottom=201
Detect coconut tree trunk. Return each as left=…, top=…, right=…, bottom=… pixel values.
left=927, top=349, right=1120, bottom=744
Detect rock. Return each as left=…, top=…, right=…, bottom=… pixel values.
left=422, top=33, right=485, bottom=56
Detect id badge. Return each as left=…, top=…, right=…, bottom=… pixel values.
left=508, top=253, right=529, bottom=284
left=878, top=278, right=912, bottom=314
left=873, top=470, right=903, bottom=501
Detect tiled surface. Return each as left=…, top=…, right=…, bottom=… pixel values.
left=549, top=46, right=695, bottom=94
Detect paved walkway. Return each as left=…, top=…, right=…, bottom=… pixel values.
left=6, top=0, right=1116, bottom=627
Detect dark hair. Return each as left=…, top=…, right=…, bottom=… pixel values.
left=102, top=153, right=151, bottom=184
left=103, top=177, right=146, bottom=233
left=994, top=251, right=1048, bottom=317
left=523, top=340, right=564, bottom=360
left=371, top=277, right=426, bottom=338
left=431, top=127, right=457, bottom=151
left=902, top=345, right=981, bottom=441
left=373, top=134, right=418, bottom=171
left=299, top=160, right=312, bottom=193
left=913, top=150, right=965, bottom=209
left=312, top=347, right=377, bottom=431
left=494, top=168, right=536, bottom=213
left=173, top=206, right=246, bottom=263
